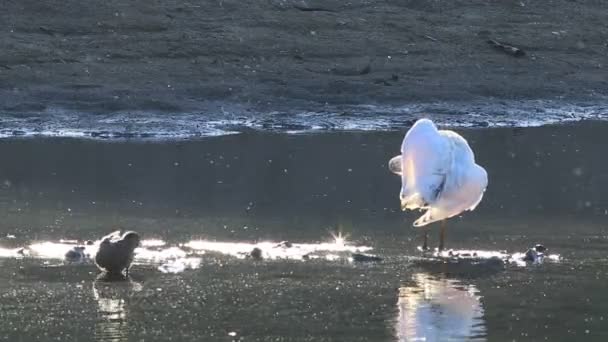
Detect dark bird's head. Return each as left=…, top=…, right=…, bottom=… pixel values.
left=534, top=244, right=547, bottom=253
left=121, top=231, right=141, bottom=250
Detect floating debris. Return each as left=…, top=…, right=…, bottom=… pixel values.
left=292, top=4, right=336, bottom=12
left=487, top=39, right=526, bottom=57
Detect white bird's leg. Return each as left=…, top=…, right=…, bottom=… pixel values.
left=439, top=220, right=446, bottom=251
left=422, top=229, right=429, bottom=251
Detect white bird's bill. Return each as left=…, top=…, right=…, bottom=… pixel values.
left=388, top=155, right=402, bottom=175
left=389, top=119, right=488, bottom=227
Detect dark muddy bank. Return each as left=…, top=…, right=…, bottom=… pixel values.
left=1, top=0, right=607, bottom=115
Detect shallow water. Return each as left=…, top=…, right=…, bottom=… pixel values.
left=1, top=100, right=608, bottom=139
left=1, top=121, right=608, bottom=341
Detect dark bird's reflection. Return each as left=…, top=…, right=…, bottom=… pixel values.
left=92, top=278, right=142, bottom=342
left=396, top=273, right=486, bottom=341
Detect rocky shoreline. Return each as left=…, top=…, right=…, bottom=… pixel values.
left=1, top=0, right=607, bottom=115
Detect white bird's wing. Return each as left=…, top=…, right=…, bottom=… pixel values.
left=464, top=164, right=488, bottom=212
left=400, top=121, right=451, bottom=210
left=413, top=130, right=487, bottom=227
left=439, top=130, right=475, bottom=194
left=440, top=130, right=487, bottom=212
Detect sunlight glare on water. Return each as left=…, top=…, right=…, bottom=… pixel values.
left=0, top=234, right=375, bottom=276
left=183, top=235, right=372, bottom=260
left=93, top=280, right=143, bottom=342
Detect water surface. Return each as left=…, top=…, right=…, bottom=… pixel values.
left=1, top=121, right=608, bottom=341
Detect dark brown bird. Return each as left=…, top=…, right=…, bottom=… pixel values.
left=95, top=231, right=141, bottom=276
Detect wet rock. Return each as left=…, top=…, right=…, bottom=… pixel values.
left=351, top=253, right=383, bottom=263
left=523, top=244, right=547, bottom=263
left=447, top=250, right=479, bottom=258
left=65, top=246, right=88, bottom=263
left=250, top=247, right=263, bottom=260
left=274, top=241, right=293, bottom=248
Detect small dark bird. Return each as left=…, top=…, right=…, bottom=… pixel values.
left=95, top=231, right=141, bottom=276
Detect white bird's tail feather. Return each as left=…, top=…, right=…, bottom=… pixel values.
left=413, top=208, right=449, bottom=227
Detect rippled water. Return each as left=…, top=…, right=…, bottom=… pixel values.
left=1, top=121, right=608, bottom=341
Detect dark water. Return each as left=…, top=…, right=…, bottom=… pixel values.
left=1, top=121, right=608, bottom=341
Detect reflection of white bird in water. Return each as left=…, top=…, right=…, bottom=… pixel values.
left=396, top=273, right=486, bottom=341
left=389, top=119, right=488, bottom=250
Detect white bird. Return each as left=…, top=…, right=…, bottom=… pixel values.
left=389, top=119, right=488, bottom=250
